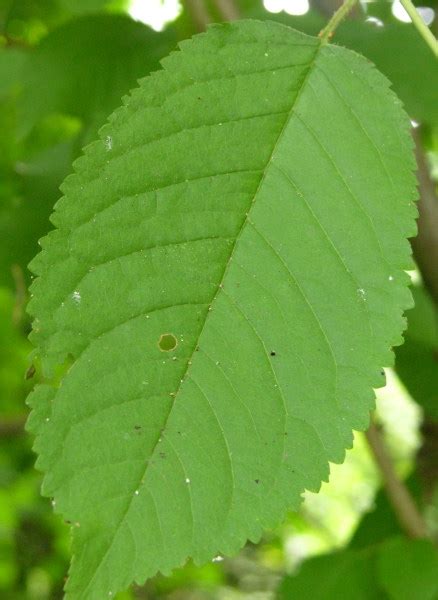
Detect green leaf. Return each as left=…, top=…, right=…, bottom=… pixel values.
left=395, top=284, right=438, bottom=421
left=27, top=20, right=417, bottom=598
left=59, top=0, right=128, bottom=15
left=0, top=287, right=33, bottom=412
left=335, top=21, right=438, bottom=127
left=377, top=537, right=438, bottom=600
left=277, top=536, right=438, bottom=600
left=350, top=475, right=421, bottom=550
left=277, top=548, right=384, bottom=599
left=19, top=14, right=175, bottom=138
left=0, top=136, right=77, bottom=289
left=1, top=16, right=174, bottom=290
left=0, top=48, right=26, bottom=98
left=235, top=7, right=438, bottom=127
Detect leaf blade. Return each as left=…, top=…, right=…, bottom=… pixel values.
left=27, top=21, right=417, bottom=598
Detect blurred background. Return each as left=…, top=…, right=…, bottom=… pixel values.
left=0, top=0, right=437, bottom=598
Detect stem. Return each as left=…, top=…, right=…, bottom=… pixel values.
left=0, top=415, right=27, bottom=437
left=418, top=419, right=438, bottom=505
left=399, top=0, right=438, bottom=58
left=213, top=0, right=241, bottom=21
left=183, top=0, right=211, bottom=32
left=411, top=130, right=438, bottom=307
left=366, top=421, right=429, bottom=539
left=318, top=0, right=358, bottom=43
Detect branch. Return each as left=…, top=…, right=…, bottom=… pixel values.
left=183, top=0, right=212, bottom=32
left=411, top=131, right=438, bottom=307
left=417, top=419, right=438, bottom=504
left=0, top=415, right=27, bottom=437
left=213, top=0, right=241, bottom=21
left=366, top=421, right=428, bottom=539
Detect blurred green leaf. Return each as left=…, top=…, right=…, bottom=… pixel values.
left=1, top=15, right=176, bottom=289
left=0, top=48, right=25, bottom=97
left=19, top=14, right=175, bottom=138
left=395, top=285, right=438, bottom=421
left=1, top=0, right=129, bottom=42
left=278, top=535, right=438, bottom=600
left=350, top=476, right=421, bottom=549
left=0, top=287, right=32, bottom=412
left=0, top=135, right=76, bottom=289
left=377, top=537, right=438, bottom=600
left=59, top=0, right=128, bottom=15
left=277, top=547, right=384, bottom=599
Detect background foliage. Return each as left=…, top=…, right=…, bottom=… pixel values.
left=1, top=0, right=437, bottom=598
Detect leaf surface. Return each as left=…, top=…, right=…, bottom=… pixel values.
left=27, top=20, right=417, bottom=598
left=239, top=6, right=438, bottom=127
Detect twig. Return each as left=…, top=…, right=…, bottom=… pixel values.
left=417, top=419, right=438, bottom=504
left=0, top=415, right=27, bottom=437
left=411, top=131, right=438, bottom=307
left=318, top=0, right=358, bottom=43
left=183, top=0, right=212, bottom=32
left=366, top=420, right=428, bottom=539
left=400, top=0, right=438, bottom=58
left=213, top=0, right=241, bottom=21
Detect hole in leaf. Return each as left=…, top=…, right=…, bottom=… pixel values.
left=158, top=333, right=178, bottom=352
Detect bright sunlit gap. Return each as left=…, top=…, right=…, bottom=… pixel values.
left=391, top=0, right=435, bottom=25
left=129, top=0, right=182, bottom=31
left=264, top=0, right=310, bottom=17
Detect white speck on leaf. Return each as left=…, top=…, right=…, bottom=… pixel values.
left=104, top=136, right=113, bottom=151
left=212, top=555, right=224, bottom=562
left=185, top=478, right=190, bottom=484
left=72, top=290, right=81, bottom=303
